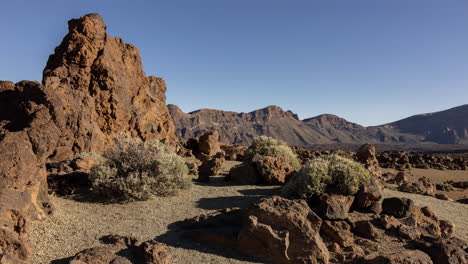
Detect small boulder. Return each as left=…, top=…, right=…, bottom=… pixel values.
left=320, top=220, right=354, bottom=247
left=364, top=250, right=433, bottom=264
left=311, top=194, right=354, bottom=220
left=414, top=236, right=468, bottom=264
left=399, top=177, right=435, bottom=196
left=227, top=162, right=261, bottom=185
left=255, top=155, right=295, bottom=185
left=353, top=221, right=380, bottom=240
left=354, top=177, right=382, bottom=211
left=198, top=130, right=221, bottom=156
left=382, top=197, right=414, bottom=218
left=198, top=153, right=225, bottom=182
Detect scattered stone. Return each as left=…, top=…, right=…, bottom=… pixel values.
left=227, top=161, right=261, bottom=185
left=364, top=250, right=433, bottom=264
left=398, top=177, right=436, bottom=196
left=238, top=196, right=329, bottom=264
left=394, top=171, right=408, bottom=186
left=414, top=236, right=468, bottom=264
left=356, top=144, right=381, bottom=180
left=398, top=225, right=421, bottom=240
left=353, top=220, right=380, bottom=240
left=435, top=193, right=452, bottom=201
left=320, top=221, right=354, bottom=247
left=198, top=153, right=225, bottom=182
left=254, top=155, right=295, bottom=185
left=354, top=177, right=382, bottom=211
left=198, top=131, right=222, bottom=156
left=382, top=197, right=414, bottom=218
left=311, top=194, right=354, bottom=220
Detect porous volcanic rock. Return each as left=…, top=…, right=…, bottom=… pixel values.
left=238, top=196, right=329, bottom=264
left=0, top=13, right=178, bottom=261
left=364, top=250, right=433, bottom=264
left=197, top=153, right=225, bottom=182
left=42, top=13, right=177, bottom=161
left=177, top=196, right=330, bottom=264
left=254, top=155, right=295, bottom=185
left=356, top=143, right=381, bottom=180
left=382, top=197, right=414, bottom=218
left=399, top=177, right=436, bottom=196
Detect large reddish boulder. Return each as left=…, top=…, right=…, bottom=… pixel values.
left=238, top=196, right=329, bottom=264
left=197, top=130, right=221, bottom=156
left=255, top=155, right=295, bottom=185
left=356, top=144, right=381, bottom=180
left=42, top=13, right=177, bottom=161
left=0, top=13, right=179, bottom=261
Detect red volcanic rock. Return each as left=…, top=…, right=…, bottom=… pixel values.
left=255, top=155, right=295, bottom=185
left=0, top=13, right=178, bottom=261
left=238, top=196, right=329, bottom=264
left=43, top=13, right=177, bottom=161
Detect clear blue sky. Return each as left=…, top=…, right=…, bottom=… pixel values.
left=1, top=0, right=467, bottom=126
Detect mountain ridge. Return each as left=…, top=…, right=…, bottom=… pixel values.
left=169, top=104, right=468, bottom=147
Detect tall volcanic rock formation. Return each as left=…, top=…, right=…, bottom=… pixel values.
left=0, top=14, right=177, bottom=262
left=43, top=13, right=176, bottom=161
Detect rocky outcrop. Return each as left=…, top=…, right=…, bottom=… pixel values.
left=399, top=177, right=436, bottom=196
left=0, top=13, right=177, bottom=261
left=177, top=196, right=329, bottom=264
left=43, top=13, right=177, bottom=161
left=69, top=236, right=170, bottom=264
left=356, top=144, right=381, bottom=180
left=169, top=102, right=468, bottom=147
left=197, top=153, right=225, bottom=182
left=254, top=155, right=295, bottom=185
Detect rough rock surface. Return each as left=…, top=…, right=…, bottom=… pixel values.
left=310, top=194, right=354, bottom=220
left=399, top=177, right=436, bottom=196
left=356, top=143, right=382, bottom=180
left=197, top=153, right=225, bottom=182
left=0, top=13, right=177, bottom=261
left=382, top=197, right=415, bottom=218
left=254, top=155, right=295, bottom=185
left=364, top=250, right=433, bottom=264
left=238, top=196, right=329, bottom=264
left=43, top=13, right=177, bottom=160
left=178, top=196, right=329, bottom=264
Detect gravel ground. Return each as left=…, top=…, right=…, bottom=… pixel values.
left=30, top=162, right=468, bottom=263
left=383, top=188, right=468, bottom=241
left=30, top=161, right=277, bottom=264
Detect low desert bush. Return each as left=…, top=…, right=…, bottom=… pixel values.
left=281, top=154, right=370, bottom=198
left=89, top=134, right=190, bottom=201
left=246, top=136, right=301, bottom=170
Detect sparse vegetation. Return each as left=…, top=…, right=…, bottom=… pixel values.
left=89, top=134, right=190, bottom=201
left=281, top=154, right=370, bottom=198
left=246, top=136, right=301, bottom=170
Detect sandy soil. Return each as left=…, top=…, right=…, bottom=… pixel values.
left=30, top=163, right=468, bottom=263
left=30, top=161, right=276, bottom=264
left=383, top=189, right=468, bottom=241
left=382, top=168, right=468, bottom=201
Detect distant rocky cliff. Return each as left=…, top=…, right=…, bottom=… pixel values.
left=170, top=104, right=468, bottom=147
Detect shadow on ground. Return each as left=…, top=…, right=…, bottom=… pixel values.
left=196, top=187, right=281, bottom=210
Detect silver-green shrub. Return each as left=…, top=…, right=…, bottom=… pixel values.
left=281, top=154, right=370, bottom=198
left=327, top=154, right=371, bottom=195
left=89, top=134, right=190, bottom=201
left=246, top=136, right=301, bottom=170
left=281, top=157, right=332, bottom=198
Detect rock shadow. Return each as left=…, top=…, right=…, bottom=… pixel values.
left=195, top=187, right=280, bottom=210
left=153, top=213, right=270, bottom=264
